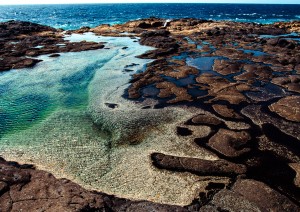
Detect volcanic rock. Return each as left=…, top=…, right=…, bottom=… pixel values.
left=208, top=129, right=251, bottom=158
left=201, top=179, right=299, bottom=212
left=269, top=96, right=300, bottom=122
left=212, top=104, right=242, bottom=119
left=0, top=157, right=187, bottom=212
left=152, top=153, right=247, bottom=176
left=213, top=60, right=242, bottom=75
left=190, top=114, right=222, bottom=126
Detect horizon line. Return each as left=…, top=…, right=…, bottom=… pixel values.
left=1, top=2, right=300, bottom=5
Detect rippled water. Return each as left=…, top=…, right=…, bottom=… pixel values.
left=0, top=4, right=299, bottom=30
left=0, top=34, right=151, bottom=139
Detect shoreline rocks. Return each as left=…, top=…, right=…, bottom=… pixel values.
left=1, top=18, right=300, bottom=211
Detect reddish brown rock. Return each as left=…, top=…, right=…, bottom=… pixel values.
left=165, top=65, right=199, bottom=79
left=0, top=21, right=105, bottom=72
left=202, top=179, right=299, bottom=212
left=272, top=75, right=300, bottom=93
left=152, top=153, right=247, bottom=176
left=156, top=81, right=192, bottom=103
left=232, top=179, right=300, bottom=211
left=269, top=96, right=300, bottom=122
left=208, top=129, right=251, bottom=158
left=196, top=74, right=250, bottom=105
left=212, top=104, right=242, bottom=119
left=213, top=60, right=242, bottom=75
left=191, top=114, right=222, bottom=126
left=0, top=158, right=188, bottom=212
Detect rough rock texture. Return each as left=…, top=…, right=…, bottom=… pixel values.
left=269, top=96, right=300, bottom=122
left=0, top=21, right=105, bottom=71
left=190, top=114, right=222, bottom=126
left=208, top=129, right=251, bottom=158
left=201, top=179, right=300, bottom=212
left=152, top=153, right=247, bottom=176
left=212, top=104, right=242, bottom=119
left=213, top=60, right=242, bottom=75
left=2, top=18, right=300, bottom=210
left=0, top=157, right=187, bottom=212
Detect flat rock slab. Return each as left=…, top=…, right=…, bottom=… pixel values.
left=0, top=157, right=186, bottom=212
left=201, top=179, right=299, bottom=212
left=191, top=113, right=222, bottom=126
left=152, top=153, right=247, bottom=176
left=269, top=96, right=300, bottom=122
left=212, top=104, right=242, bottom=119
left=208, top=129, right=251, bottom=158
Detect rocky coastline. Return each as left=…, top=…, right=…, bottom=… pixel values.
left=1, top=18, right=300, bottom=211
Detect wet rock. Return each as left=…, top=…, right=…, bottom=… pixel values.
left=0, top=181, right=8, bottom=194
left=213, top=59, right=242, bottom=75
left=0, top=21, right=105, bottom=72
left=208, top=129, right=251, bottom=158
left=196, top=74, right=250, bottom=105
left=232, top=179, right=300, bottom=211
left=245, top=84, right=287, bottom=102
left=140, top=30, right=178, bottom=49
left=49, top=53, right=60, bottom=57
left=212, top=104, right=242, bottom=119
left=105, top=103, right=119, bottom=109
left=191, top=114, right=222, bottom=126
left=290, top=163, right=300, bottom=188
left=241, top=105, right=300, bottom=140
left=152, top=153, right=247, bottom=176
left=156, top=81, right=192, bottom=103
left=0, top=157, right=187, bottom=212
left=201, top=189, right=261, bottom=212
left=235, top=64, right=273, bottom=82
left=0, top=20, right=57, bottom=38
left=269, top=96, right=300, bottom=122
left=214, top=48, right=248, bottom=60
left=272, top=75, right=300, bottom=93
left=202, top=179, right=300, bottom=211
left=165, top=65, right=199, bottom=79
left=0, top=57, right=42, bottom=71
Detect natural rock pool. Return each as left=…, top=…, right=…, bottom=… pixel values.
left=0, top=33, right=220, bottom=205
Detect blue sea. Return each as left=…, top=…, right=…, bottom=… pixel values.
left=0, top=4, right=300, bottom=30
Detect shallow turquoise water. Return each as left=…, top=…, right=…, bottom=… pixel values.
left=0, top=34, right=151, bottom=140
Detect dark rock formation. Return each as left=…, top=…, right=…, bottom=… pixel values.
left=0, top=21, right=105, bottom=72
left=269, top=96, right=300, bottom=122
left=201, top=179, right=300, bottom=212
left=208, top=129, right=251, bottom=158
left=0, top=157, right=186, bottom=212
left=152, top=153, right=247, bottom=176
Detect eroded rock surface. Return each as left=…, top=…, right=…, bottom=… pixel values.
left=1, top=18, right=300, bottom=211
left=0, top=157, right=186, bottom=212
left=269, top=96, right=300, bottom=122
left=0, top=21, right=105, bottom=71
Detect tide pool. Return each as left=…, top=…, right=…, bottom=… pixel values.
left=0, top=34, right=219, bottom=206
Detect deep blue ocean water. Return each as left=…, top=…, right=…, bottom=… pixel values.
left=0, top=4, right=300, bottom=30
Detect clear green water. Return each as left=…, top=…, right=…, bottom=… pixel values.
left=0, top=34, right=151, bottom=141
